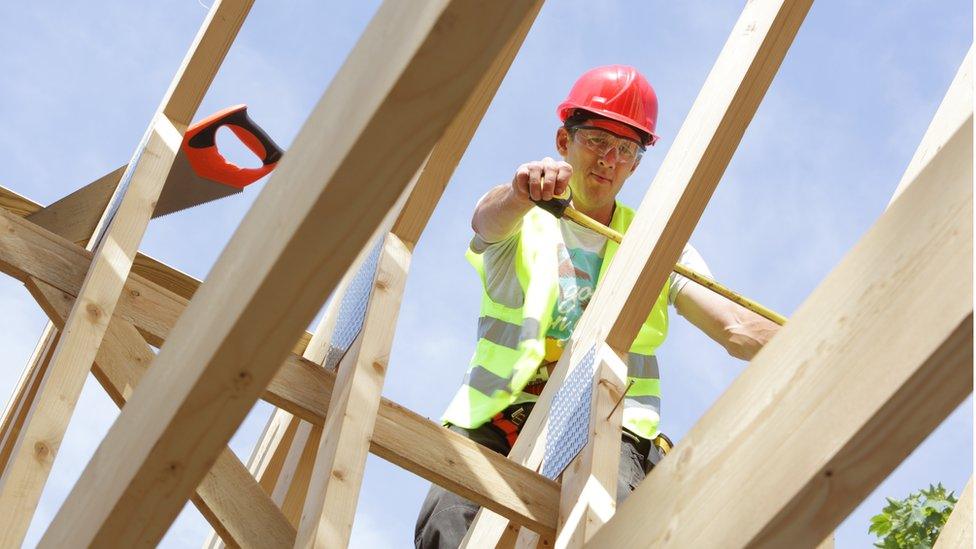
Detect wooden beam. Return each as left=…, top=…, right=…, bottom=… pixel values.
left=0, top=198, right=309, bottom=352
left=1, top=164, right=124, bottom=483
left=888, top=45, right=972, bottom=207
left=0, top=0, right=254, bottom=541
left=295, top=234, right=411, bottom=547
left=273, top=421, right=322, bottom=528
left=463, top=0, right=814, bottom=545
left=0, top=186, right=37, bottom=217
left=26, top=165, right=126, bottom=245
left=0, top=326, right=58, bottom=476
left=0, top=207, right=559, bottom=534
left=202, top=409, right=300, bottom=549
left=39, top=3, right=541, bottom=546
left=26, top=277, right=297, bottom=548
left=554, top=347, right=628, bottom=548
left=294, top=4, right=542, bottom=542
left=250, top=408, right=300, bottom=496
left=586, top=98, right=973, bottom=549
left=934, top=478, right=973, bottom=549
left=0, top=116, right=182, bottom=546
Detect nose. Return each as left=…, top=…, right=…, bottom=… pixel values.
left=597, top=147, right=618, bottom=167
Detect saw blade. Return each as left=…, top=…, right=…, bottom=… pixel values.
left=153, top=151, right=241, bottom=218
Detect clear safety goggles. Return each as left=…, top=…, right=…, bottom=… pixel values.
left=571, top=126, right=645, bottom=164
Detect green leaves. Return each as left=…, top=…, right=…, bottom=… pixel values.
left=868, top=483, right=959, bottom=548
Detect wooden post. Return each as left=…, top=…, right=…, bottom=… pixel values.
left=934, top=478, right=973, bottom=549
left=463, top=0, right=814, bottom=545
left=26, top=165, right=126, bottom=245
left=294, top=234, right=411, bottom=547
left=552, top=346, right=629, bottom=548
left=293, top=4, right=542, bottom=545
left=38, top=3, right=542, bottom=546
left=586, top=98, right=972, bottom=548
left=0, top=206, right=560, bottom=535
left=888, top=45, right=972, bottom=207
left=26, top=277, right=297, bottom=547
left=0, top=1, right=254, bottom=544
left=0, top=326, right=58, bottom=476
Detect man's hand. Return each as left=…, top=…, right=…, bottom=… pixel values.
left=674, top=281, right=781, bottom=361
left=472, top=158, right=572, bottom=244
left=512, top=157, right=572, bottom=202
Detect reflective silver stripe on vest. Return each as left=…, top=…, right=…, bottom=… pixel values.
left=464, top=365, right=513, bottom=397
left=477, top=317, right=541, bottom=350
left=627, top=353, right=660, bottom=379
left=625, top=394, right=661, bottom=410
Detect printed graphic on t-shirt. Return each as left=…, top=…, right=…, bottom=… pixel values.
left=545, top=221, right=606, bottom=345
left=548, top=244, right=601, bottom=341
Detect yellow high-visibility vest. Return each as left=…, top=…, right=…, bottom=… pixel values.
left=442, top=203, right=670, bottom=439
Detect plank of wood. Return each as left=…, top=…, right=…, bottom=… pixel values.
left=295, top=234, right=411, bottom=547
left=0, top=117, right=184, bottom=546
left=463, top=0, right=814, bottom=545
left=2, top=164, right=121, bottom=482
left=599, top=0, right=812, bottom=350
left=815, top=535, right=834, bottom=549
left=203, top=408, right=300, bottom=549
left=273, top=422, right=322, bottom=527
left=39, top=3, right=540, bottom=546
left=0, top=326, right=58, bottom=476
left=1, top=164, right=124, bottom=485
left=390, top=0, right=543, bottom=247
left=251, top=409, right=300, bottom=495
left=586, top=99, right=973, bottom=549
left=0, top=206, right=559, bottom=533
left=26, top=165, right=126, bottom=245
left=0, top=0, right=254, bottom=540
left=934, top=478, right=973, bottom=549
left=1, top=184, right=198, bottom=301
left=888, top=45, right=972, bottom=207
left=26, top=277, right=296, bottom=548
left=0, top=203, right=308, bottom=352
left=555, top=347, right=628, bottom=548
left=254, top=5, right=542, bottom=538
left=0, top=186, right=37, bottom=217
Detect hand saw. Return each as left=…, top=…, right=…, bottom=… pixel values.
left=154, top=104, right=284, bottom=217
left=26, top=105, right=284, bottom=245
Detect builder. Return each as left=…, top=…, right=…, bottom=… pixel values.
left=415, top=65, right=781, bottom=548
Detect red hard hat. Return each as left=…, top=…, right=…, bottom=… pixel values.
left=558, top=65, right=660, bottom=146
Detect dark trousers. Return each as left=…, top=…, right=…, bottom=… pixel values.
left=414, top=421, right=659, bottom=549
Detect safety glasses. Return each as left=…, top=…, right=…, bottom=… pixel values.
left=571, top=126, right=644, bottom=164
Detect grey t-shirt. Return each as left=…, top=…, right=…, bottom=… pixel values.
left=471, top=218, right=712, bottom=348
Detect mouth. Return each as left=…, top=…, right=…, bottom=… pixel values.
left=589, top=172, right=613, bottom=185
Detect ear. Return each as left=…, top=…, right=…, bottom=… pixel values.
left=556, top=127, right=570, bottom=156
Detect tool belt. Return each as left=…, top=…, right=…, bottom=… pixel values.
left=490, top=402, right=674, bottom=465
left=489, top=402, right=534, bottom=448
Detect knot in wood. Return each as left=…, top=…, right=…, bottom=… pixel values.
left=234, top=370, right=252, bottom=388
left=85, top=302, right=103, bottom=320
left=33, top=441, right=51, bottom=460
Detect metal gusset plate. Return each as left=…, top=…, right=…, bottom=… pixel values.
left=323, top=238, right=383, bottom=370
left=541, top=344, right=597, bottom=480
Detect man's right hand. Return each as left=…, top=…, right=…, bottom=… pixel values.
left=512, top=157, right=572, bottom=202
left=472, top=158, right=573, bottom=244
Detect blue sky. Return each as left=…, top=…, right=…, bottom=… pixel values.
left=0, top=1, right=971, bottom=547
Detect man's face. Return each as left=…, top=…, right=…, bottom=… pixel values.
left=556, top=122, right=642, bottom=213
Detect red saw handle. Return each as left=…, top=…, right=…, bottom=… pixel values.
left=183, top=104, right=284, bottom=189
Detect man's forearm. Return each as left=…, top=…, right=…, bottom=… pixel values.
left=675, top=282, right=781, bottom=361
left=472, top=184, right=533, bottom=243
